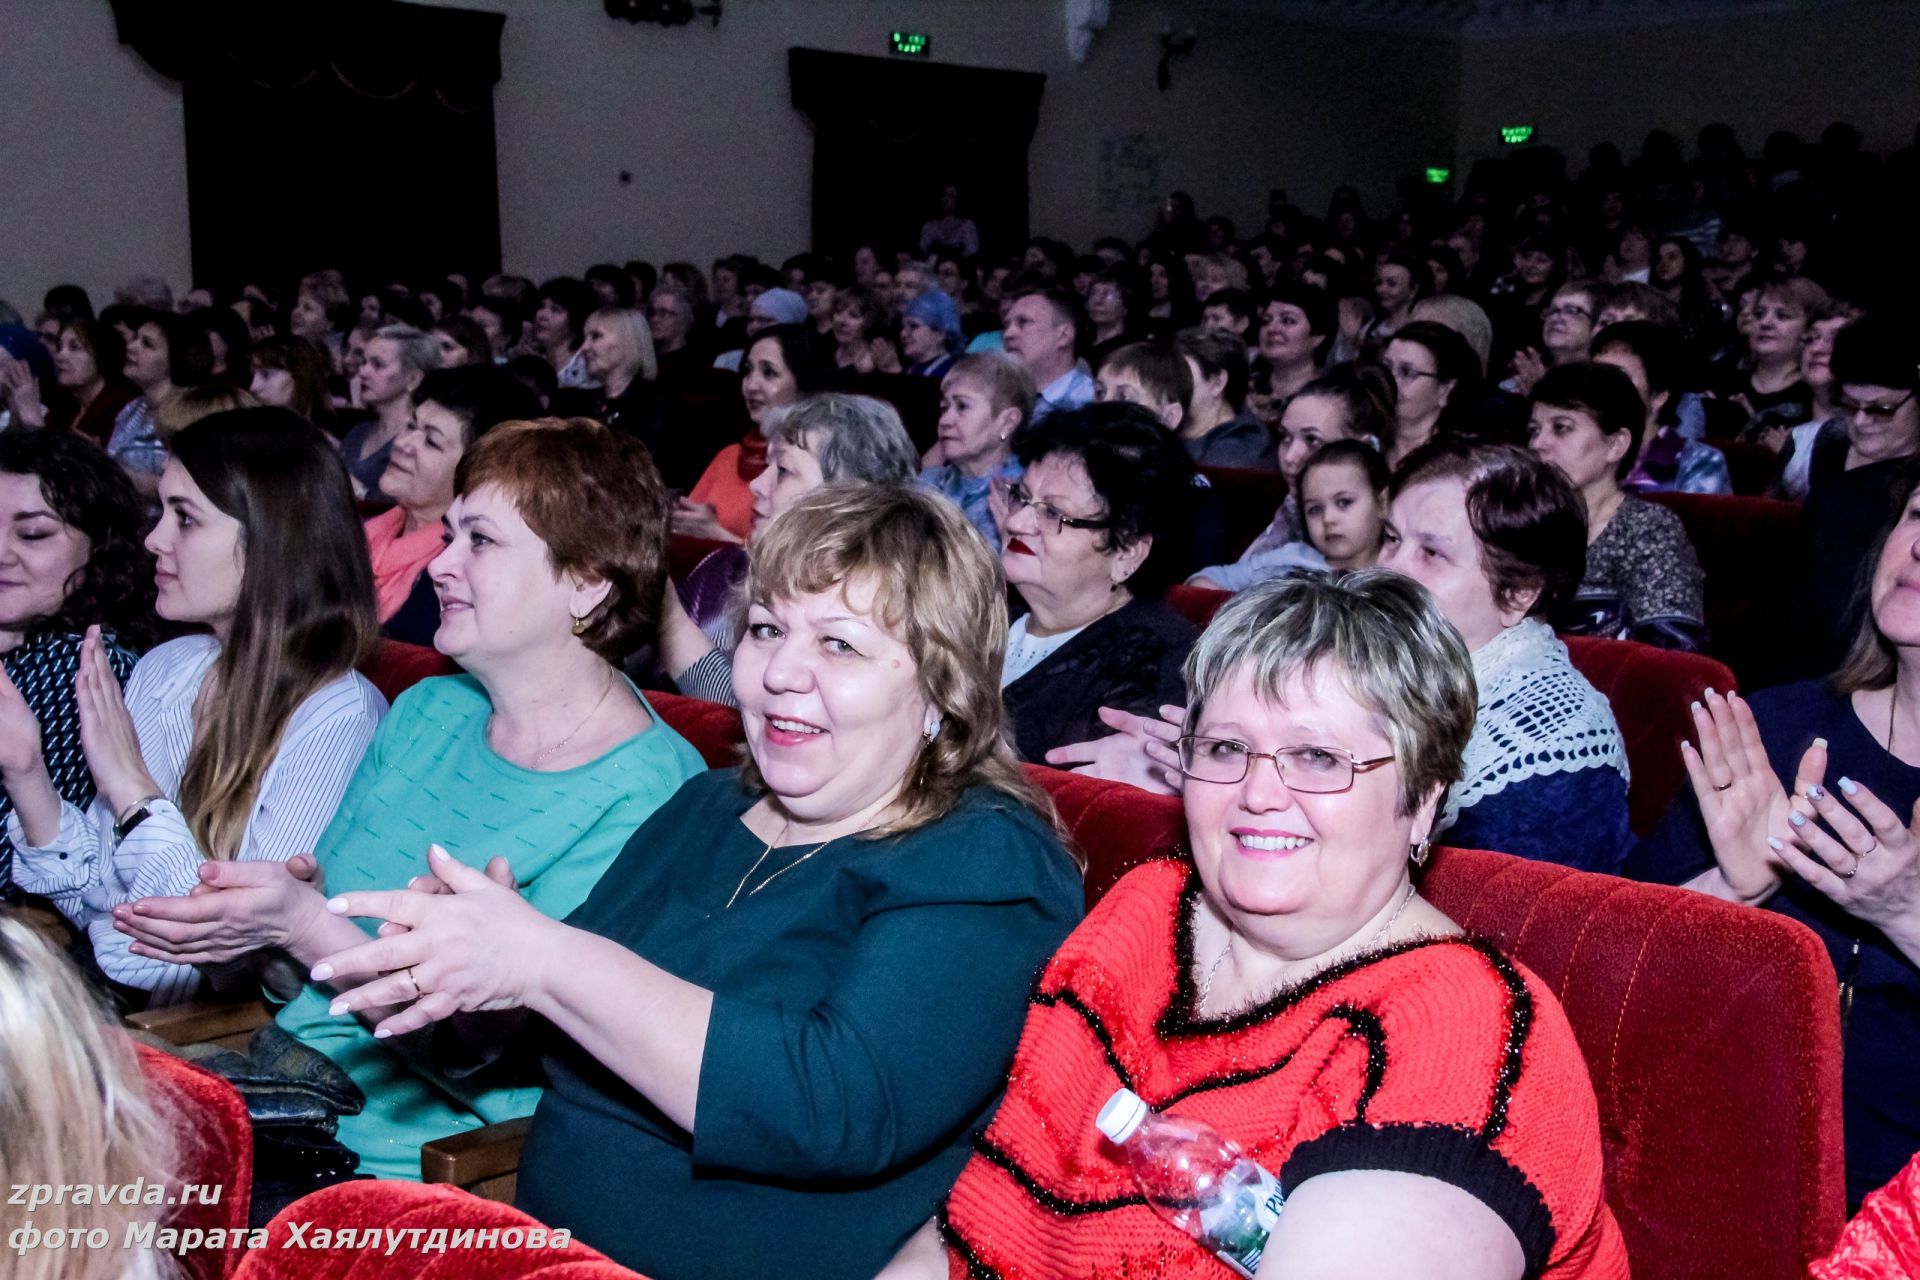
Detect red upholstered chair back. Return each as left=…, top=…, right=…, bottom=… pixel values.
left=1420, top=846, right=1846, bottom=1279
left=1644, top=491, right=1802, bottom=688
left=232, top=1183, right=646, bottom=1279
left=1560, top=635, right=1734, bottom=835
left=1165, top=583, right=1231, bottom=629
left=135, top=1042, right=252, bottom=1280
left=361, top=639, right=460, bottom=705
left=1021, top=767, right=1846, bottom=1279
left=647, top=691, right=745, bottom=768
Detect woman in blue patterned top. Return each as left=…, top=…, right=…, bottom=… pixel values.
left=0, top=430, right=159, bottom=902
left=918, top=351, right=1033, bottom=550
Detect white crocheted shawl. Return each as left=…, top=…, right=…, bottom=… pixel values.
left=1441, top=619, right=1630, bottom=832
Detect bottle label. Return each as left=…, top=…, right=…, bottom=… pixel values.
left=1203, top=1166, right=1285, bottom=1277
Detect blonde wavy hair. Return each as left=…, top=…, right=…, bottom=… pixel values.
left=738, top=485, right=1069, bottom=854
left=0, top=918, right=177, bottom=1280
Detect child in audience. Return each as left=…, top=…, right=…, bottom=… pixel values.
left=1299, top=438, right=1390, bottom=572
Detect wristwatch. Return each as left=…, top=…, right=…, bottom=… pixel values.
left=114, top=795, right=166, bottom=843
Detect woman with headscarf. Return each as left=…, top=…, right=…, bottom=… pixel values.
left=901, top=290, right=963, bottom=379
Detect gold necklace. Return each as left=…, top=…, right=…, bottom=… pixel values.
left=491, top=669, right=616, bottom=767
left=723, top=824, right=835, bottom=910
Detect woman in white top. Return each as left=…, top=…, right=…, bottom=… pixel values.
left=0, top=407, right=384, bottom=1005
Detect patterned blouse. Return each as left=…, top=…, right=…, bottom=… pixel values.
left=0, top=631, right=139, bottom=901
left=1558, top=497, right=1707, bottom=651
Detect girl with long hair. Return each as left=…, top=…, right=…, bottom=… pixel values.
left=0, top=407, right=384, bottom=1006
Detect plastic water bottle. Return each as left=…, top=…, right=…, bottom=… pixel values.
left=1096, top=1088, right=1285, bottom=1277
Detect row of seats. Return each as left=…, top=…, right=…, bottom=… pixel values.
left=137, top=640, right=1843, bottom=1280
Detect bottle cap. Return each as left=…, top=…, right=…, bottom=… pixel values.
left=1096, top=1088, right=1148, bottom=1144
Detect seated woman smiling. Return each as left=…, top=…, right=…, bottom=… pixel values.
left=912, top=574, right=1626, bottom=1278
left=114, top=418, right=707, bottom=1182
left=309, top=486, right=1084, bottom=1280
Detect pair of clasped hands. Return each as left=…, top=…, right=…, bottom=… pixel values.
left=114, top=843, right=557, bottom=1040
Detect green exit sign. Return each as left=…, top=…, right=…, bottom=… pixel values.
left=890, top=31, right=929, bottom=56
left=1425, top=167, right=1452, bottom=185
left=1500, top=124, right=1535, bottom=145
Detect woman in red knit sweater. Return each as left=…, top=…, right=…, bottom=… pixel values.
left=881, top=572, right=1627, bottom=1278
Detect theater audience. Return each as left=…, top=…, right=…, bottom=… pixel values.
left=1745, top=303, right=1854, bottom=499
left=711, top=287, right=806, bottom=372
left=664, top=393, right=918, bottom=706
left=829, top=288, right=886, bottom=372
left=1191, top=362, right=1394, bottom=590
left=366, top=366, right=542, bottom=646
left=1508, top=278, right=1600, bottom=395
left=0, top=917, right=180, bottom=1279
left=919, top=351, right=1034, bottom=549
left=922, top=573, right=1623, bottom=1278
left=1083, top=268, right=1135, bottom=370
left=1256, top=281, right=1333, bottom=402
left=1631, top=461, right=1920, bottom=1206
left=1799, top=317, right=1920, bottom=671
left=648, top=288, right=703, bottom=383
left=0, top=431, right=157, bottom=902
left=1003, top=286, right=1093, bottom=421
left=1094, top=338, right=1190, bottom=433
left=340, top=324, right=440, bottom=500
left=533, top=277, right=601, bottom=390
left=430, top=313, right=493, bottom=369
left=1528, top=362, right=1707, bottom=649
left=1712, top=277, right=1826, bottom=430
left=678, top=325, right=825, bottom=544
left=999, top=402, right=1200, bottom=763
left=116, top=417, right=706, bottom=1184
left=1172, top=327, right=1273, bottom=470
left=1, top=409, right=383, bottom=1006
left=3, top=319, right=135, bottom=445
left=308, top=487, right=1082, bottom=1278
left=900, top=288, right=962, bottom=378
left=569, top=305, right=658, bottom=435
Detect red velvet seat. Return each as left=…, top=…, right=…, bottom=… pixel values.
left=231, top=1183, right=645, bottom=1279
left=646, top=690, right=744, bottom=768
left=1715, top=438, right=1782, bottom=497
left=1164, top=582, right=1231, bottom=629
left=135, top=1042, right=253, bottom=1280
left=1561, top=635, right=1734, bottom=835
left=361, top=639, right=460, bottom=704
left=1199, top=465, right=1286, bottom=560
left=1645, top=491, right=1803, bottom=688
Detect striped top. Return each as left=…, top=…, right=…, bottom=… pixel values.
left=7, top=635, right=386, bottom=1004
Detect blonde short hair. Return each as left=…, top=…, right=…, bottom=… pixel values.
left=739, top=485, right=1065, bottom=847
left=0, top=919, right=176, bottom=1280
left=587, top=306, right=658, bottom=383
left=1183, top=571, right=1477, bottom=816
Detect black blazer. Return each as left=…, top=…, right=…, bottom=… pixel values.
left=1004, top=598, right=1198, bottom=764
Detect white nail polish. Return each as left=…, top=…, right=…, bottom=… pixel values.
left=1767, top=837, right=1784, bottom=851
left=311, top=963, right=333, bottom=981
left=1839, top=777, right=1859, bottom=796
left=328, top=999, right=349, bottom=1017
left=327, top=897, right=349, bottom=914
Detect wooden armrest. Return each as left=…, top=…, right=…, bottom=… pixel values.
left=125, top=997, right=274, bottom=1047
left=421, top=1117, right=532, bottom=1191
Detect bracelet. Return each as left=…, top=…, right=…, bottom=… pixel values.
left=116, top=794, right=165, bottom=828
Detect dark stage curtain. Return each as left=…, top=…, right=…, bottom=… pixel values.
left=789, top=48, right=1045, bottom=263
left=111, top=0, right=504, bottom=292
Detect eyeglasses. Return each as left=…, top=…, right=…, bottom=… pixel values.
left=993, top=478, right=1111, bottom=536
left=1837, top=392, right=1916, bottom=422
left=1384, top=361, right=1440, bottom=384
left=1543, top=304, right=1594, bottom=321
left=1177, top=737, right=1394, bottom=792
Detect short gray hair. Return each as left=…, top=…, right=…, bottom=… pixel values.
left=375, top=323, right=443, bottom=378
left=765, top=393, right=918, bottom=485
left=1183, top=571, right=1476, bottom=816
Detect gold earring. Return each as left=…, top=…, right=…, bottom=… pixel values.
left=1409, top=835, right=1432, bottom=868
left=571, top=615, right=589, bottom=636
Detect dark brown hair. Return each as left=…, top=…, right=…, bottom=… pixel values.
left=1530, top=361, right=1647, bottom=481
left=1391, top=438, right=1587, bottom=618
left=453, top=417, right=670, bottom=661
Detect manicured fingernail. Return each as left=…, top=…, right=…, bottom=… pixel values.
left=1767, top=837, right=1784, bottom=851
left=373, top=1028, right=392, bottom=1039
left=328, top=999, right=349, bottom=1017
left=1690, top=701, right=1702, bottom=712
left=1808, top=785, right=1827, bottom=801
left=311, top=963, right=334, bottom=981
left=1789, top=810, right=1807, bottom=827
left=1839, top=777, right=1859, bottom=796
left=1704, top=687, right=1716, bottom=699
left=1814, top=737, right=1828, bottom=749
left=430, top=844, right=449, bottom=861
left=327, top=896, right=349, bottom=914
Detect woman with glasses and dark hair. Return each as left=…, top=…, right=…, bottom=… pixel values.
left=903, top=573, right=1625, bottom=1279
left=1380, top=320, right=1484, bottom=471
left=996, top=401, right=1201, bottom=763
left=1797, top=316, right=1920, bottom=671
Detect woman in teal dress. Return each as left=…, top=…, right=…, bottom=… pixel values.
left=314, top=486, right=1084, bottom=1280
left=113, top=419, right=706, bottom=1181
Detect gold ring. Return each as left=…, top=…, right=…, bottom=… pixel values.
left=1714, top=781, right=1733, bottom=792
left=402, top=967, right=421, bottom=998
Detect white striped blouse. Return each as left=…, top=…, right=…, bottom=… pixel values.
left=8, top=635, right=386, bottom=1005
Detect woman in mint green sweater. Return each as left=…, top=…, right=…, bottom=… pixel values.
left=112, top=420, right=706, bottom=1180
